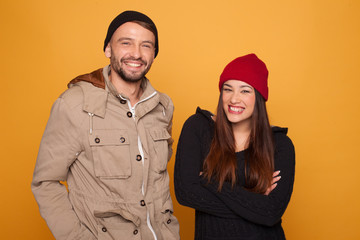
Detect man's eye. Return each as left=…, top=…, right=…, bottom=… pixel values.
left=223, top=88, right=232, bottom=92
left=121, top=42, right=130, bottom=45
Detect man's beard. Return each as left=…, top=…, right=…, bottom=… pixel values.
left=111, top=55, right=152, bottom=83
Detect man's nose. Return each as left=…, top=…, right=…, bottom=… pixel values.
left=129, top=45, right=141, bottom=59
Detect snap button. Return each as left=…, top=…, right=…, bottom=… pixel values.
left=120, top=99, right=127, bottom=104
left=133, top=229, right=138, bottom=235
left=136, top=155, right=142, bottom=161
left=140, top=200, right=146, bottom=206
left=127, top=112, right=133, bottom=118
left=102, top=227, right=107, bottom=232
left=167, top=219, right=171, bottom=224
left=120, top=137, right=126, bottom=143
left=94, top=137, right=100, bottom=144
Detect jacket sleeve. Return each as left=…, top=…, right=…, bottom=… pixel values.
left=167, top=108, right=174, bottom=162
left=200, top=133, right=296, bottom=226
left=174, top=115, right=240, bottom=218
left=31, top=97, right=95, bottom=240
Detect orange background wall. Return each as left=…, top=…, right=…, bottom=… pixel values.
left=1, top=0, right=360, bottom=239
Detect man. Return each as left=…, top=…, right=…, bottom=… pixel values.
left=32, top=11, right=180, bottom=240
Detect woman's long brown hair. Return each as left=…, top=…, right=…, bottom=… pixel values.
left=203, top=89, right=274, bottom=193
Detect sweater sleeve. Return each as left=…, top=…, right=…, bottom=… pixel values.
left=200, top=131, right=295, bottom=226
left=174, top=114, right=239, bottom=218
left=31, top=97, right=96, bottom=240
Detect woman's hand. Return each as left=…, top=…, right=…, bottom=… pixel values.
left=264, top=171, right=281, bottom=195
left=201, top=170, right=281, bottom=195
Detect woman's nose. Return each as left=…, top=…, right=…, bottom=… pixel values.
left=230, top=92, right=241, bottom=104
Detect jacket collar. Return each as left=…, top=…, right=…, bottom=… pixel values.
left=68, top=66, right=163, bottom=118
left=102, top=65, right=157, bottom=104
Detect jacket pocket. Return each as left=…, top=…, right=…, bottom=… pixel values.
left=149, top=127, right=171, bottom=173
left=89, top=129, right=131, bottom=178
left=94, top=209, right=141, bottom=240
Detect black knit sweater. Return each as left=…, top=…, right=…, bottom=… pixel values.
left=174, top=107, right=295, bottom=240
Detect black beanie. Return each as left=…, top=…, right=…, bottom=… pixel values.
left=103, top=10, right=159, bottom=58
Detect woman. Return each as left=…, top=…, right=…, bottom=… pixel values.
left=174, top=54, right=295, bottom=239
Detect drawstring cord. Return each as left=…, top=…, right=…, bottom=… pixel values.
left=88, top=113, right=94, bottom=134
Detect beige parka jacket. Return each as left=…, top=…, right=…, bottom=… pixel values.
left=31, top=66, right=180, bottom=240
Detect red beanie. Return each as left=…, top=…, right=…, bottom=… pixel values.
left=219, top=53, right=269, bottom=101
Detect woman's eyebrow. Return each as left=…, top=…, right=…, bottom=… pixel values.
left=239, top=85, right=253, bottom=88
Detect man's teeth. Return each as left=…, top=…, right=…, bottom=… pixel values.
left=126, top=62, right=141, bottom=67
left=230, top=106, right=244, bottom=112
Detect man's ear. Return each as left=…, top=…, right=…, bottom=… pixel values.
left=104, top=44, right=111, bottom=58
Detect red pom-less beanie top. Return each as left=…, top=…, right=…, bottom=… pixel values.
left=219, top=53, right=269, bottom=101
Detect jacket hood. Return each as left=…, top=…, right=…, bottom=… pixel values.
left=67, top=66, right=151, bottom=99
left=196, top=107, right=214, bottom=122
left=68, top=68, right=106, bottom=89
